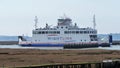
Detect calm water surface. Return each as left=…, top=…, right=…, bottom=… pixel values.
left=0, top=45, right=120, bottom=50
left=0, top=45, right=63, bottom=50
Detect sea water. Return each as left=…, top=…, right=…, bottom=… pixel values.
left=0, top=45, right=63, bottom=50
left=0, top=45, right=120, bottom=50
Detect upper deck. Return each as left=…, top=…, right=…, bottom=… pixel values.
left=33, top=17, right=97, bottom=35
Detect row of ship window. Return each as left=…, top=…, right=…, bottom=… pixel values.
left=34, top=40, right=87, bottom=41
left=33, top=31, right=60, bottom=34
left=64, top=31, right=96, bottom=34
left=34, top=39, right=97, bottom=41
left=33, top=31, right=97, bottom=34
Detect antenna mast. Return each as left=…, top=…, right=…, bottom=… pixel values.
left=34, top=16, right=38, bottom=29
left=93, top=14, right=96, bottom=30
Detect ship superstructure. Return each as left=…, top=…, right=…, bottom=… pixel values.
left=32, top=17, right=97, bottom=43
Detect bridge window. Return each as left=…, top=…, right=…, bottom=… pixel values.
left=80, top=31, right=83, bottom=34
left=76, top=31, right=79, bottom=34
left=72, top=31, right=75, bottom=34
left=64, top=31, right=68, bottom=34
left=42, top=31, right=45, bottom=34
left=38, top=32, right=41, bottom=34
left=84, top=31, right=87, bottom=33
left=57, top=31, right=60, bottom=34
left=45, top=31, right=48, bottom=34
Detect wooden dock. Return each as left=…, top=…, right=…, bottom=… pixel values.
left=16, top=60, right=120, bottom=68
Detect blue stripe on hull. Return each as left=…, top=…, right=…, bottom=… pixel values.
left=20, top=44, right=64, bottom=47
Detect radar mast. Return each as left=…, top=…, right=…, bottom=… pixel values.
left=93, top=14, right=96, bottom=30
left=34, top=16, right=38, bottom=29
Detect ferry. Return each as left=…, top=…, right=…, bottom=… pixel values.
left=19, top=15, right=111, bottom=48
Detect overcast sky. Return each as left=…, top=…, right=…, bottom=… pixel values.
left=0, top=0, right=120, bottom=36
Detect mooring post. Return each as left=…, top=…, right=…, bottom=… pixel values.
left=2, top=64, right=4, bottom=68
left=88, top=64, right=91, bottom=68
left=81, top=64, right=85, bottom=68
left=59, top=65, right=62, bottom=68
left=95, top=63, right=101, bottom=68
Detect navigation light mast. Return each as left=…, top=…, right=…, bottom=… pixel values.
left=34, top=16, right=38, bottom=29
left=93, top=14, right=96, bottom=30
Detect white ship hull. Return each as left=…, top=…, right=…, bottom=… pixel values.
left=19, top=16, right=111, bottom=48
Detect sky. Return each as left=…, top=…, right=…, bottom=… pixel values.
left=0, top=0, right=120, bottom=36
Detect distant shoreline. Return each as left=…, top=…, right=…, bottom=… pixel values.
left=0, top=41, right=18, bottom=45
